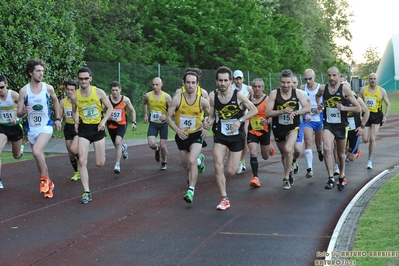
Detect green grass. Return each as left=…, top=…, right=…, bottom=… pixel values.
left=351, top=174, right=399, bottom=265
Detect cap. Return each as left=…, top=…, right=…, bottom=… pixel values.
left=233, top=70, right=243, bottom=78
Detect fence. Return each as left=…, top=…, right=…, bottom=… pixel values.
left=85, top=62, right=330, bottom=118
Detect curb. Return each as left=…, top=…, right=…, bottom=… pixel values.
left=325, top=166, right=399, bottom=261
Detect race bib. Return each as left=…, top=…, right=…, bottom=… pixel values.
left=348, top=117, right=356, bottom=130
left=364, top=97, right=376, bottom=109
left=278, top=114, right=292, bottom=125
left=0, top=110, right=15, bottom=122
left=28, top=112, right=46, bottom=127
left=179, top=114, right=196, bottom=131
left=310, top=107, right=320, bottom=122
left=150, top=110, right=162, bottom=123
left=221, top=119, right=239, bottom=136
left=64, top=107, right=73, bottom=120
left=326, top=107, right=341, bottom=123
left=111, top=109, right=122, bottom=121
left=82, top=104, right=99, bottom=120
left=250, top=117, right=263, bottom=130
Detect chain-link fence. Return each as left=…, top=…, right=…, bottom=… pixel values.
left=85, top=62, right=330, bottom=118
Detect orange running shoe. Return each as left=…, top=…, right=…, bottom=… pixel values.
left=269, top=142, right=275, bottom=156
left=44, top=180, right=54, bottom=198
left=355, top=148, right=361, bottom=159
left=40, top=176, right=49, bottom=193
left=249, top=176, right=261, bottom=187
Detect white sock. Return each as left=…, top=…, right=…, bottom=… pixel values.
left=197, top=158, right=201, bottom=166
left=305, top=149, right=313, bottom=169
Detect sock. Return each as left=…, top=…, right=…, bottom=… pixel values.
left=197, top=158, right=201, bottom=166
left=222, top=195, right=229, bottom=201
left=250, top=157, right=258, bottom=176
left=188, top=186, right=195, bottom=194
left=71, top=157, right=79, bottom=172
left=304, top=149, right=313, bottom=169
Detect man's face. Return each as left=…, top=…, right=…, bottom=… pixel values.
left=152, top=78, right=163, bottom=92
left=78, top=72, right=92, bottom=89
left=233, top=77, right=243, bottom=88
left=0, top=81, right=7, bottom=96
left=304, top=72, right=314, bottom=86
left=184, top=75, right=198, bottom=94
left=327, top=69, right=339, bottom=86
left=65, top=85, right=76, bottom=98
left=369, top=75, right=377, bottom=87
left=110, top=86, right=121, bottom=98
left=252, top=81, right=264, bottom=96
left=292, top=78, right=298, bottom=89
left=31, top=65, right=44, bottom=83
left=216, top=73, right=231, bottom=93
left=279, top=77, right=292, bottom=93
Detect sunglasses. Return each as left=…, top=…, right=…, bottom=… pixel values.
left=0, top=85, right=6, bottom=89
left=78, top=77, right=90, bottom=81
left=304, top=77, right=313, bottom=81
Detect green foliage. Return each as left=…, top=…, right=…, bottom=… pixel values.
left=0, top=0, right=84, bottom=90
left=357, top=47, right=381, bottom=79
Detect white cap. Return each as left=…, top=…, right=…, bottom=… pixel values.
left=233, top=70, right=243, bottom=78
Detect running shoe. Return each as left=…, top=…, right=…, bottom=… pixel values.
left=80, top=192, right=92, bottom=204
left=216, top=198, right=230, bottom=210
left=367, top=159, right=373, bottom=169
left=0, top=179, right=3, bottom=189
left=292, top=161, right=299, bottom=174
left=345, top=156, right=349, bottom=162
left=249, top=176, right=261, bottom=187
left=44, top=180, right=54, bottom=198
left=122, top=144, right=129, bottom=160
left=289, top=172, right=294, bottom=186
left=337, top=177, right=347, bottom=191
left=306, top=168, right=314, bottom=178
left=355, top=148, right=361, bottom=159
left=70, top=171, right=80, bottom=181
left=17, top=145, right=24, bottom=159
left=40, top=176, right=49, bottom=193
left=183, top=190, right=194, bottom=203
left=236, top=161, right=243, bottom=174
left=160, top=162, right=167, bottom=170
left=114, top=162, right=121, bottom=174
left=198, top=153, right=205, bottom=174
left=317, top=148, right=324, bottom=162
left=333, top=165, right=340, bottom=176
left=155, top=147, right=160, bottom=162
left=269, top=142, right=275, bottom=156
left=283, top=178, right=291, bottom=190
left=325, top=178, right=335, bottom=189
left=241, top=160, right=246, bottom=171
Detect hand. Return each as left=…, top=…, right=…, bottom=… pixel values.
left=55, top=120, right=62, bottom=131
left=200, top=128, right=207, bottom=139
left=132, top=124, right=137, bottom=131
left=337, top=103, right=345, bottom=111
left=177, top=128, right=189, bottom=140
left=98, top=122, right=105, bottom=131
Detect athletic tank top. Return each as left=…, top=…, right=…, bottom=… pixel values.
left=232, top=83, right=250, bottom=97
left=322, top=84, right=349, bottom=127
left=363, top=85, right=382, bottom=113
left=107, top=95, right=127, bottom=129
left=148, top=91, right=167, bottom=123
left=0, top=90, right=21, bottom=126
left=304, top=83, right=322, bottom=122
left=248, top=95, right=268, bottom=136
left=271, top=89, right=300, bottom=133
left=175, top=93, right=202, bottom=134
left=63, top=96, right=75, bottom=124
left=24, top=83, right=53, bottom=131
left=76, top=86, right=102, bottom=124
left=213, top=90, right=245, bottom=141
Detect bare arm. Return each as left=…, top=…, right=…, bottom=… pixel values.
left=124, top=96, right=137, bottom=131
left=142, top=92, right=149, bottom=123
left=265, top=90, right=279, bottom=118
left=98, top=88, right=113, bottom=131
left=200, top=97, right=211, bottom=138
left=238, top=92, right=257, bottom=120
left=59, top=98, right=65, bottom=122
left=204, top=91, right=215, bottom=128
left=166, top=93, right=188, bottom=139
left=381, top=88, right=391, bottom=122
left=47, top=85, right=62, bottom=131
left=340, top=85, right=360, bottom=113
left=17, top=86, right=28, bottom=118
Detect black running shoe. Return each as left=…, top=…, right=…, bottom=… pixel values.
left=317, top=148, right=324, bottom=162
left=155, top=148, right=160, bottom=162
left=337, top=177, right=347, bottom=191
left=325, top=178, right=335, bottom=189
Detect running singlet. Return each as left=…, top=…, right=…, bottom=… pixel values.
left=232, top=83, right=250, bottom=97
left=24, top=83, right=53, bottom=131
left=304, top=83, right=322, bottom=121
left=63, top=97, right=74, bottom=124
left=213, top=90, right=245, bottom=141
left=322, top=84, right=349, bottom=127
left=182, top=85, right=205, bottom=120
left=363, top=85, right=382, bottom=113
left=108, top=95, right=127, bottom=129
left=271, top=88, right=300, bottom=133
left=248, top=95, right=268, bottom=136
left=148, top=91, right=167, bottom=123
left=76, top=86, right=102, bottom=124
left=0, top=90, right=21, bottom=126
left=175, top=93, right=202, bottom=134
left=346, top=95, right=361, bottom=131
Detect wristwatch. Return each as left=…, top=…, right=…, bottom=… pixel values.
left=360, top=124, right=365, bottom=129
left=239, top=118, right=245, bottom=123
left=55, top=118, right=61, bottom=121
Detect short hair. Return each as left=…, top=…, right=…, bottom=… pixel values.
left=215, top=66, right=232, bottom=80
left=25, top=59, right=46, bottom=79
left=184, top=68, right=202, bottom=80
left=252, top=78, right=264, bottom=87
left=110, top=81, right=121, bottom=89
left=64, top=79, right=78, bottom=89
left=183, top=71, right=199, bottom=83
left=77, top=66, right=92, bottom=76
left=0, top=74, right=7, bottom=84
left=279, top=69, right=293, bottom=80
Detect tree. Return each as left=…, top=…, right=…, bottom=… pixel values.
left=358, top=47, right=381, bottom=79
left=0, top=0, right=84, bottom=90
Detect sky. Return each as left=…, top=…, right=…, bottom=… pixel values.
left=347, top=0, right=397, bottom=63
